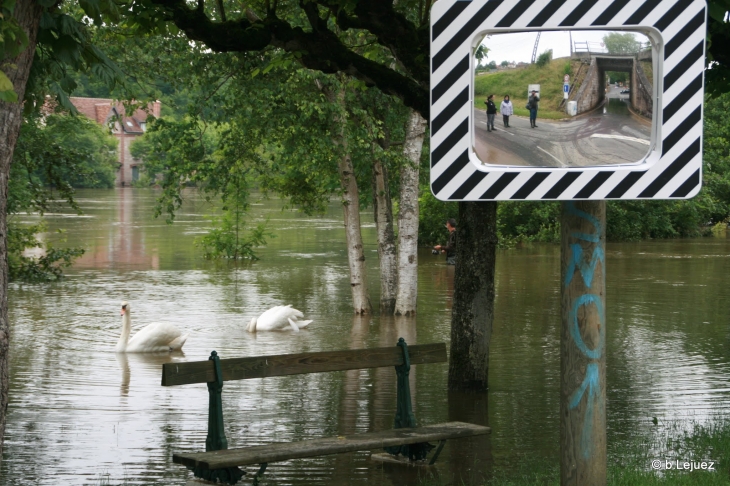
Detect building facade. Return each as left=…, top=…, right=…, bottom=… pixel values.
left=69, top=97, right=161, bottom=187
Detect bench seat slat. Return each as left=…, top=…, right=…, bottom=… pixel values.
left=162, top=343, right=447, bottom=386
left=173, top=422, right=490, bottom=470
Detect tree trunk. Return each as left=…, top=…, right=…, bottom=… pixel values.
left=394, top=110, right=426, bottom=316
left=560, top=201, right=606, bottom=486
left=0, top=0, right=44, bottom=461
left=447, top=202, right=497, bottom=391
left=372, top=157, right=397, bottom=314
left=323, top=83, right=371, bottom=314
left=339, top=149, right=372, bottom=314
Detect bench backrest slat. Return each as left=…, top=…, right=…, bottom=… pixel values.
left=162, top=343, right=446, bottom=386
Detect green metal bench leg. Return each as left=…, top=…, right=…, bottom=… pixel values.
left=384, top=338, right=434, bottom=461
left=428, top=440, right=447, bottom=465
left=252, top=463, right=267, bottom=486
left=191, top=351, right=245, bottom=485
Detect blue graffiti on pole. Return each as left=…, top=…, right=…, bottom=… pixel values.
left=564, top=244, right=605, bottom=289
left=564, top=202, right=605, bottom=460
left=570, top=362, right=600, bottom=459
left=570, top=294, right=605, bottom=360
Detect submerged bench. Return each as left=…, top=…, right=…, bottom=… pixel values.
left=162, top=338, right=490, bottom=484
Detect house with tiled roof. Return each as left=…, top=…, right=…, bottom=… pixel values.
left=69, top=97, right=161, bottom=186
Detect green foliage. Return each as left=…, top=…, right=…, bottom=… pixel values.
left=7, top=222, right=84, bottom=282
left=0, top=0, right=30, bottom=101
left=602, top=32, right=641, bottom=55
left=113, top=0, right=432, bottom=116
left=129, top=116, right=219, bottom=219
left=197, top=217, right=272, bottom=260
left=535, top=49, right=553, bottom=68
left=487, top=60, right=497, bottom=70
left=606, top=200, right=712, bottom=240
left=608, top=71, right=629, bottom=84
left=23, top=0, right=125, bottom=115
left=474, top=44, right=489, bottom=65
left=42, top=114, right=117, bottom=188
left=6, top=113, right=113, bottom=281
left=702, top=92, right=730, bottom=222
left=11, top=114, right=117, bottom=206
left=498, top=202, right=561, bottom=244
left=418, top=188, right=457, bottom=247
left=563, top=61, right=572, bottom=76
left=130, top=114, right=276, bottom=260
left=705, top=0, right=730, bottom=97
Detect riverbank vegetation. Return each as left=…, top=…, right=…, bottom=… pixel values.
left=415, top=416, right=730, bottom=486
left=491, top=417, right=730, bottom=485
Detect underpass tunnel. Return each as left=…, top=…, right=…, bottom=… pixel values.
left=596, top=57, right=634, bottom=106
left=594, top=57, right=652, bottom=117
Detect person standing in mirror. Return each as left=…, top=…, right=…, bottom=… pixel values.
left=501, top=95, right=513, bottom=127
left=485, top=94, right=497, bottom=132
left=528, top=90, right=540, bottom=128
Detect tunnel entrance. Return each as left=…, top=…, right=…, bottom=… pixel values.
left=572, top=55, right=653, bottom=118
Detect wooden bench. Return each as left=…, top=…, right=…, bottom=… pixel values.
left=162, top=338, right=490, bottom=485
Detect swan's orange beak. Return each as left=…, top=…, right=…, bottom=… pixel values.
left=120, top=308, right=126, bottom=316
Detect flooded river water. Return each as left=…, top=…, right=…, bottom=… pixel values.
left=2, top=189, right=729, bottom=485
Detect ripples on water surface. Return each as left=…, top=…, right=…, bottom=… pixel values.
left=2, top=189, right=729, bottom=485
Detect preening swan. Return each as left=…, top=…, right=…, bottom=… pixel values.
left=116, top=302, right=189, bottom=353
left=247, top=305, right=313, bottom=333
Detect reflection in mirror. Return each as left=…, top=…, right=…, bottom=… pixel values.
left=473, top=30, right=654, bottom=168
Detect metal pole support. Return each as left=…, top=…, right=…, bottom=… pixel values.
left=191, top=351, right=245, bottom=485
left=385, top=338, right=434, bottom=461
left=206, top=350, right=228, bottom=452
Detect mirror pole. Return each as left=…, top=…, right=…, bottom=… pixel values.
left=560, top=201, right=607, bottom=486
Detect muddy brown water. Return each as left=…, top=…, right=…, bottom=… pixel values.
left=2, top=189, right=729, bottom=485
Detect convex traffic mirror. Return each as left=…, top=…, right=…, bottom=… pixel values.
left=431, top=0, right=707, bottom=201
left=473, top=30, right=655, bottom=169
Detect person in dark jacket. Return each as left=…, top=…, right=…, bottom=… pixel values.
left=434, top=218, right=457, bottom=265
left=528, top=90, right=540, bottom=128
left=485, top=94, right=497, bottom=132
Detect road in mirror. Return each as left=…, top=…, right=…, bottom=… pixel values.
left=473, top=30, right=654, bottom=168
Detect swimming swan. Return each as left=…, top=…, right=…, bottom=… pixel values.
left=116, top=301, right=189, bottom=353
left=247, top=305, right=313, bottom=333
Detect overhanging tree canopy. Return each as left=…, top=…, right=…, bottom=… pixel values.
left=122, top=0, right=730, bottom=103
left=122, top=0, right=431, bottom=118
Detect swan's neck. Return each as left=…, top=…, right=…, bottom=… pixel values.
left=248, top=317, right=257, bottom=333
left=116, top=312, right=132, bottom=352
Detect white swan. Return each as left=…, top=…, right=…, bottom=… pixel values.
left=247, top=305, right=313, bottom=333
left=116, top=301, right=189, bottom=353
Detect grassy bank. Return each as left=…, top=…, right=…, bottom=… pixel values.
left=474, top=58, right=584, bottom=120
left=420, top=416, right=730, bottom=486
